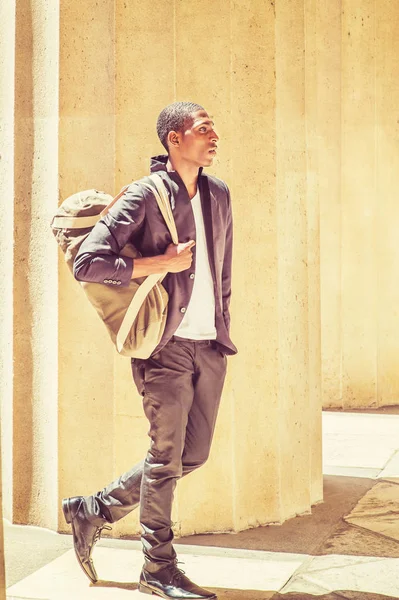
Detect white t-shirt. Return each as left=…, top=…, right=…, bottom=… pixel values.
left=174, top=188, right=217, bottom=340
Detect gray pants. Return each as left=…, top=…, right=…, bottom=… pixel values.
left=92, top=337, right=227, bottom=572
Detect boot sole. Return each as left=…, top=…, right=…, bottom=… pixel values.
left=138, top=584, right=156, bottom=595
left=62, top=497, right=98, bottom=584
left=138, top=582, right=217, bottom=599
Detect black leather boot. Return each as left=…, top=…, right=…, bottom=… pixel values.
left=62, top=496, right=111, bottom=583
left=139, top=562, right=216, bottom=599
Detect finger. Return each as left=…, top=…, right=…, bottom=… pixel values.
left=180, top=246, right=194, bottom=256
left=180, top=240, right=195, bottom=250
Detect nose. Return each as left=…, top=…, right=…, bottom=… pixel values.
left=210, top=128, right=219, bottom=142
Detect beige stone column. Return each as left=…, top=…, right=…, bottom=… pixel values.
left=111, top=0, right=322, bottom=537
left=174, top=0, right=236, bottom=533
left=317, top=0, right=343, bottom=409
left=305, top=0, right=323, bottom=502
left=274, top=0, right=321, bottom=518
left=375, top=1, right=399, bottom=406
left=0, top=0, right=15, bottom=523
left=111, top=0, right=176, bottom=538
left=319, top=0, right=378, bottom=409
left=320, top=0, right=399, bottom=409
left=7, top=0, right=322, bottom=538
left=0, top=0, right=12, bottom=590
left=341, top=0, right=377, bottom=408
left=7, top=0, right=116, bottom=530
left=57, top=0, right=116, bottom=532
left=12, top=0, right=60, bottom=527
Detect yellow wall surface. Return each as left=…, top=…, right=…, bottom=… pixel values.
left=0, top=0, right=14, bottom=594
left=5, top=0, right=399, bottom=543
left=0, top=0, right=15, bottom=530
left=1, top=0, right=323, bottom=538
left=319, top=0, right=399, bottom=408
left=57, top=0, right=117, bottom=530
left=109, top=0, right=322, bottom=538
left=12, top=0, right=60, bottom=529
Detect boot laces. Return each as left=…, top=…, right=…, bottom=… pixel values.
left=171, top=560, right=186, bottom=585
left=93, top=524, right=112, bottom=546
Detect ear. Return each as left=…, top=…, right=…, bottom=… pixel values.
left=167, top=130, right=180, bottom=148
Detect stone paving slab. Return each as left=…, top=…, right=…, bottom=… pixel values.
left=323, top=433, right=398, bottom=471
left=322, top=412, right=399, bottom=479
left=344, top=481, right=399, bottom=541
left=322, top=466, right=381, bottom=479
left=6, top=412, right=399, bottom=599
left=7, top=546, right=306, bottom=600
left=4, top=521, right=72, bottom=588
left=317, top=520, right=399, bottom=558
left=378, top=450, right=399, bottom=480
left=280, top=554, right=399, bottom=598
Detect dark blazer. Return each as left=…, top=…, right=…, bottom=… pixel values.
left=74, top=155, right=237, bottom=355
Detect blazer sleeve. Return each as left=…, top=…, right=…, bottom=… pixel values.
left=73, top=182, right=146, bottom=287
left=222, top=183, right=233, bottom=331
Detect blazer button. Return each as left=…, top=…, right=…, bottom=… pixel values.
left=180, top=307, right=186, bottom=313
left=189, top=273, right=195, bottom=279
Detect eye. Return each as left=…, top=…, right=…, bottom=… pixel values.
left=198, top=126, right=207, bottom=133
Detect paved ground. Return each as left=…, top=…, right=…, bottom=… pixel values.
left=5, top=410, right=399, bottom=599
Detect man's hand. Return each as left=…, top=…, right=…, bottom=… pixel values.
left=163, top=240, right=195, bottom=273
left=130, top=240, right=195, bottom=278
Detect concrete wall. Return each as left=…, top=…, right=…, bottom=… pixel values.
left=1, top=0, right=323, bottom=542
left=109, top=0, right=322, bottom=538
left=5, top=0, right=399, bottom=546
left=57, top=0, right=116, bottom=531
left=319, top=0, right=399, bottom=409
left=0, top=2, right=14, bottom=595
left=12, top=0, right=60, bottom=529
left=0, top=0, right=15, bottom=531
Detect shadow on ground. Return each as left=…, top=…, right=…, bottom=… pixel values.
left=177, top=476, right=377, bottom=556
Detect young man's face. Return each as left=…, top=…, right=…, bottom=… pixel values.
left=169, top=109, right=219, bottom=167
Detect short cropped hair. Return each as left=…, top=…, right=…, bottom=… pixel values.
left=156, top=101, right=204, bottom=151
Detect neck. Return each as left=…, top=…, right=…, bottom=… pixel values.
left=166, top=156, right=199, bottom=199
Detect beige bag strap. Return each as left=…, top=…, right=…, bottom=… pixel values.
left=52, top=214, right=101, bottom=229
left=147, top=173, right=179, bottom=244
left=116, top=175, right=178, bottom=353
left=116, top=272, right=164, bottom=353
left=100, top=186, right=129, bottom=217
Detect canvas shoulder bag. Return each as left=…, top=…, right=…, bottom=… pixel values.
left=51, top=174, right=178, bottom=358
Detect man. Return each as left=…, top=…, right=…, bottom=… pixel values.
left=63, top=101, right=237, bottom=599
